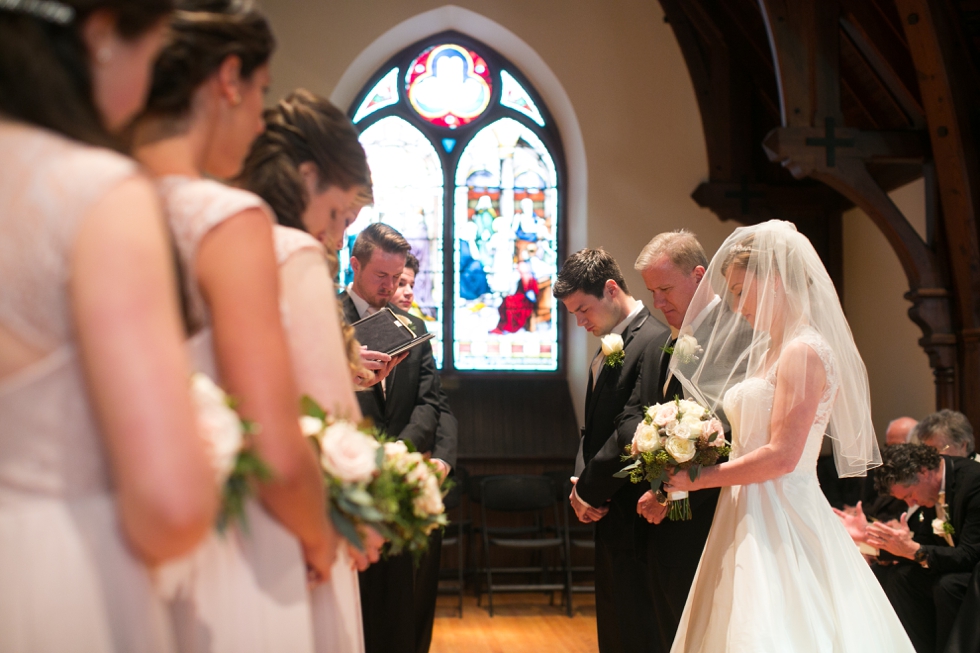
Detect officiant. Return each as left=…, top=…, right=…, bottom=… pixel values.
left=339, top=222, right=457, bottom=653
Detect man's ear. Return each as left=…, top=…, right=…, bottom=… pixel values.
left=604, top=279, right=619, bottom=299
left=693, top=265, right=706, bottom=284
left=350, top=255, right=361, bottom=276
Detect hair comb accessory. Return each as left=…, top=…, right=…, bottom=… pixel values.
left=0, top=0, right=74, bottom=24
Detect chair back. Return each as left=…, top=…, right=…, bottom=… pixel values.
left=480, top=475, right=558, bottom=512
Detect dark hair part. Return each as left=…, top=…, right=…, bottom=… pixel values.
left=0, top=0, right=173, bottom=146
left=874, top=443, right=942, bottom=495
left=553, top=248, right=628, bottom=300
left=912, top=409, right=975, bottom=453
left=236, top=88, right=372, bottom=232
left=404, top=252, right=419, bottom=276
left=143, top=0, right=274, bottom=119
left=351, top=223, right=410, bottom=265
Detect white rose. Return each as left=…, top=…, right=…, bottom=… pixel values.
left=413, top=472, right=445, bottom=518
left=673, top=334, right=702, bottom=364
left=299, top=415, right=325, bottom=437
left=320, top=420, right=380, bottom=483
left=665, top=435, right=697, bottom=463
left=633, top=422, right=663, bottom=453
left=677, top=399, right=706, bottom=419
left=680, top=414, right=704, bottom=436
left=672, top=422, right=691, bottom=440
left=933, top=518, right=948, bottom=538
left=645, top=404, right=660, bottom=421
left=190, top=373, right=243, bottom=487
left=600, top=333, right=624, bottom=357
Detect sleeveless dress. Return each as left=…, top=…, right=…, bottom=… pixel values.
left=274, top=225, right=366, bottom=653
left=0, top=123, right=176, bottom=652
left=157, top=176, right=315, bottom=653
left=670, top=329, right=915, bottom=653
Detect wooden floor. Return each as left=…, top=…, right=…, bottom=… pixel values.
left=430, top=592, right=598, bottom=653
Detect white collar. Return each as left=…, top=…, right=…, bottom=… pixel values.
left=670, top=294, right=720, bottom=339
left=346, top=283, right=374, bottom=319
left=610, top=299, right=644, bottom=337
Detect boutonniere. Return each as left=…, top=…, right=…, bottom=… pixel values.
left=661, top=334, right=704, bottom=364
left=601, top=333, right=625, bottom=368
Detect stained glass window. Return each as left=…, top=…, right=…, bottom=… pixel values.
left=347, top=33, right=564, bottom=374
left=352, top=67, right=400, bottom=124
left=340, top=116, right=446, bottom=367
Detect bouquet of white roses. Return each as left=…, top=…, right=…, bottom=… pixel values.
left=300, top=396, right=447, bottom=556
left=189, top=373, right=271, bottom=532
left=615, top=397, right=730, bottom=520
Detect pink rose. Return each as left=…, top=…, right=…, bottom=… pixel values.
left=653, top=402, right=678, bottom=427
left=706, top=418, right=726, bottom=447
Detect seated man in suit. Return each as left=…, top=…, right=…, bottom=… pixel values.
left=868, top=444, right=980, bottom=653
left=340, top=223, right=457, bottom=653
left=556, top=247, right=668, bottom=653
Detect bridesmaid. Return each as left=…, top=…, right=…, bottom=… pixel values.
left=0, top=1, right=218, bottom=651
left=132, top=3, right=337, bottom=651
left=237, top=88, right=386, bottom=653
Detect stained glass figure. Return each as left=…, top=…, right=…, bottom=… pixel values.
left=452, top=118, right=559, bottom=371
left=499, top=70, right=545, bottom=127
left=340, top=116, right=446, bottom=367
left=352, top=67, right=400, bottom=124
left=406, top=44, right=492, bottom=129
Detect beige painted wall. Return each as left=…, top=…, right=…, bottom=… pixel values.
left=843, top=179, right=935, bottom=441
left=260, top=1, right=936, bottom=437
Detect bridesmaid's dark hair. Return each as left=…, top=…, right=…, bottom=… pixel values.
left=236, top=88, right=373, bottom=234
left=0, top=0, right=173, bottom=146
left=142, top=0, right=274, bottom=121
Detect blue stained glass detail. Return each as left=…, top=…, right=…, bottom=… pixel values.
left=441, top=138, right=456, bottom=153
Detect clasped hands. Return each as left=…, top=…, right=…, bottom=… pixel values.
left=637, top=468, right=702, bottom=525
left=568, top=477, right=608, bottom=523
left=831, top=501, right=920, bottom=559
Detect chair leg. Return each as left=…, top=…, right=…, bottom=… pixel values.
left=485, top=548, right=495, bottom=617
left=457, top=530, right=464, bottom=618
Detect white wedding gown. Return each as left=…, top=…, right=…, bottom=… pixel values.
left=670, top=329, right=915, bottom=653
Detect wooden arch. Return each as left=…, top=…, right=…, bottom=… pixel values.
left=660, top=0, right=980, bottom=430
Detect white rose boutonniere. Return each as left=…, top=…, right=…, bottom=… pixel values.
left=673, top=334, right=702, bottom=364
left=601, top=333, right=625, bottom=368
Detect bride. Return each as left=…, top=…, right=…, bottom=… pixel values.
left=661, top=220, right=915, bottom=652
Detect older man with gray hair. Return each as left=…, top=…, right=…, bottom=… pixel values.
left=912, top=409, right=978, bottom=460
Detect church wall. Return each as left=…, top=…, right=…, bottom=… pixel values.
left=842, top=180, right=935, bottom=442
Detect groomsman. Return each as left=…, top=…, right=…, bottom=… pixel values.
left=577, top=230, right=720, bottom=652
left=340, top=223, right=457, bottom=653
left=556, top=248, right=668, bottom=653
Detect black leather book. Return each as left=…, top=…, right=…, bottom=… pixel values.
left=351, top=307, right=435, bottom=356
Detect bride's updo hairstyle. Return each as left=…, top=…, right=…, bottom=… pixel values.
left=0, top=0, right=172, bottom=146
left=236, top=89, right=373, bottom=235
left=141, top=0, right=274, bottom=125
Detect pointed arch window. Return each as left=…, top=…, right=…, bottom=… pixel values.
left=343, top=32, right=565, bottom=373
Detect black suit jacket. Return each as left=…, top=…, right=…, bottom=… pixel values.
left=340, top=291, right=457, bottom=468
left=576, top=307, right=670, bottom=507
left=920, top=455, right=980, bottom=574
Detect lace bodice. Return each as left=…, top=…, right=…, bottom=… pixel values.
left=0, top=123, right=138, bottom=498
left=159, top=176, right=275, bottom=331
left=722, top=328, right=840, bottom=477
left=273, top=225, right=322, bottom=266
left=0, top=123, right=137, bottom=351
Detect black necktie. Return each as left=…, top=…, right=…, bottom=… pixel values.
left=659, top=338, right=678, bottom=401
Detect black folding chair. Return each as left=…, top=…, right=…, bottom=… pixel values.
left=478, top=474, right=571, bottom=617
left=438, top=466, right=469, bottom=617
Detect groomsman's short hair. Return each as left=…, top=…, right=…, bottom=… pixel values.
left=554, top=248, right=628, bottom=299
left=874, top=444, right=942, bottom=495
left=404, top=252, right=420, bottom=275
left=635, top=230, right=708, bottom=274
left=352, top=223, right=410, bottom=265
left=912, top=410, right=975, bottom=453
